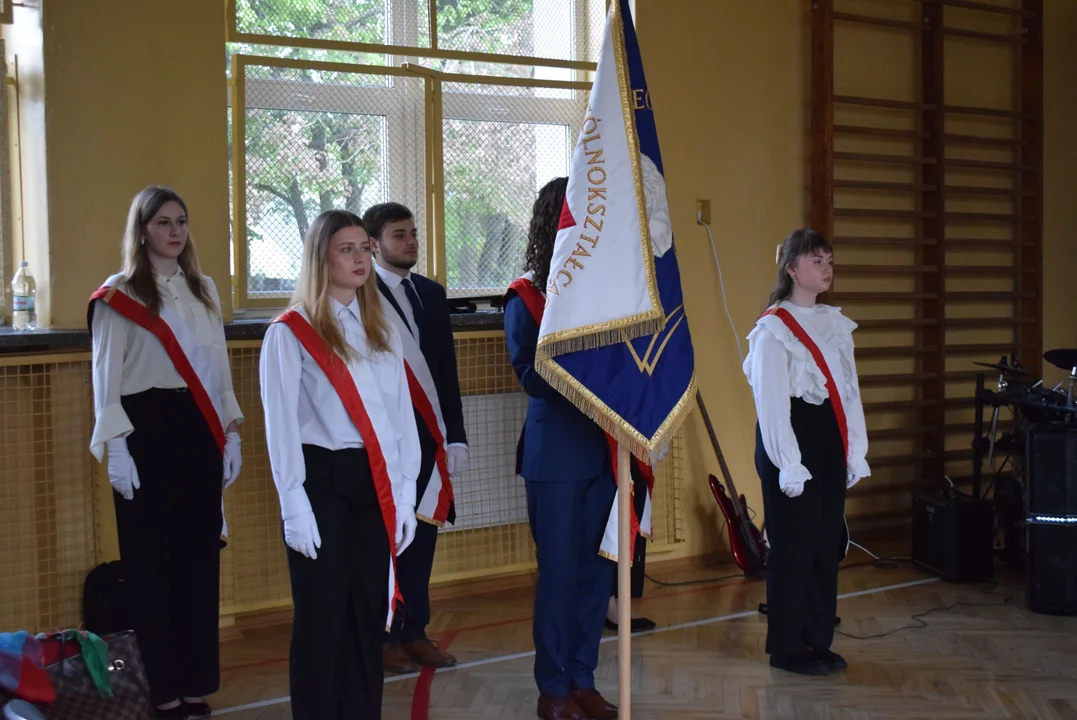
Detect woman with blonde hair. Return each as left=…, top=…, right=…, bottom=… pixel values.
left=259, top=209, right=420, bottom=719
left=88, top=185, right=244, bottom=718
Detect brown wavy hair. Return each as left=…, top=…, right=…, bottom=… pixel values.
left=523, top=176, right=568, bottom=291
left=288, top=210, right=392, bottom=361
left=120, top=186, right=217, bottom=316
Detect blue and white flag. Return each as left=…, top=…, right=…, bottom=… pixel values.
left=535, top=0, right=696, bottom=467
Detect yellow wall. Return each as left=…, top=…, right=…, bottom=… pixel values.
left=636, top=0, right=808, bottom=561
left=636, top=0, right=1077, bottom=562
left=37, top=0, right=232, bottom=326
left=4, top=0, right=1075, bottom=568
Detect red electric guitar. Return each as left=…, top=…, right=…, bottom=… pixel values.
left=697, top=391, right=768, bottom=579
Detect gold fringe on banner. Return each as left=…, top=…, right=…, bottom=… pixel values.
left=535, top=313, right=665, bottom=362
left=534, top=355, right=697, bottom=466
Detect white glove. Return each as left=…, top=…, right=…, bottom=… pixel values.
left=222, top=431, right=242, bottom=489
left=395, top=480, right=417, bottom=555
left=284, top=511, right=322, bottom=560
left=396, top=505, right=417, bottom=556
left=446, top=443, right=468, bottom=482
left=778, top=464, right=811, bottom=499
left=846, top=458, right=871, bottom=489
left=106, top=437, right=140, bottom=501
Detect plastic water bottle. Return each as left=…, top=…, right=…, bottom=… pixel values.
left=11, top=261, right=36, bottom=331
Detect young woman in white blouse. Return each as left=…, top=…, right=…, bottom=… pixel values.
left=88, top=186, right=244, bottom=718
left=259, top=209, right=419, bottom=719
left=743, top=229, right=870, bottom=676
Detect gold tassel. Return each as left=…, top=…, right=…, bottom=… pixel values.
left=535, top=315, right=665, bottom=362
left=534, top=359, right=698, bottom=464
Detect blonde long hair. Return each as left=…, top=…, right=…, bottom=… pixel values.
left=289, top=209, right=393, bottom=361
left=120, top=186, right=217, bottom=316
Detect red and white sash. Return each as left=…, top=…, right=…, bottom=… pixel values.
left=379, top=290, right=454, bottom=526
left=758, top=303, right=853, bottom=559
left=88, top=275, right=231, bottom=538
left=504, top=274, right=654, bottom=564
left=760, top=304, right=848, bottom=459
left=276, top=309, right=404, bottom=629
left=88, top=276, right=227, bottom=456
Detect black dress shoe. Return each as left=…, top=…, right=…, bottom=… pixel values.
left=183, top=699, right=212, bottom=717
left=154, top=705, right=189, bottom=719
left=812, top=649, right=847, bottom=672
left=769, top=652, right=830, bottom=676
left=604, top=616, right=657, bottom=633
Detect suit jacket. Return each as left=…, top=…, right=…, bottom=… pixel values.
left=377, top=272, right=467, bottom=447
left=503, top=294, right=609, bottom=483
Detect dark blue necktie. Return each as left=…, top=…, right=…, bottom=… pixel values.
left=402, top=277, right=425, bottom=338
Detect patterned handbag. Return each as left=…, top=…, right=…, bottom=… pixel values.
left=35, top=630, right=152, bottom=720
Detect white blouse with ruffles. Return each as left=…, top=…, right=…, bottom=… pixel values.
left=742, top=302, right=870, bottom=494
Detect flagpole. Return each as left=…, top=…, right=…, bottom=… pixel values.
left=617, top=443, right=632, bottom=717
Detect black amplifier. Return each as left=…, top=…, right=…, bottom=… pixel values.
left=911, top=489, right=994, bottom=583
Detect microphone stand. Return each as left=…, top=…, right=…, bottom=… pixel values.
left=972, top=373, right=985, bottom=501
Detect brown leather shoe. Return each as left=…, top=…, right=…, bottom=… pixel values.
left=570, top=688, right=618, bottom=719
left=383, top=642, right=420, bottom=674
left=537, top=693, right=588, bottom=720
left=403, top=637, right=458, bottom=668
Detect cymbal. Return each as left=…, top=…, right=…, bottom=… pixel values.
left=1043, top=348, right=1077, bottom=371
left=973, top=361, right=1029, bottom=375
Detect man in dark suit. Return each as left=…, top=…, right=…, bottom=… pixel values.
left=502, top=177, right=618, bottom=720
left=365, top=202, right=467, bottom=672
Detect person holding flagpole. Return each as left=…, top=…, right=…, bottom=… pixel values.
left=88, top=186, right=245, bottom=718
left=743, top=229, right=870, bottom=676
left=366, top=201, right=466, bottom=672
left=504, top=176, right=619, bottom=720
left=259, top=210, right=420, bottom=719
left=528, top=2, right=697, bottom=717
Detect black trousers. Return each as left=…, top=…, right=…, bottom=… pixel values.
left=388, top=412, right=441, bottom=644
left=114, top=389, right=223, bottom=707
left=287, top=445, right=390, bottom=720
left=612, top=461, right=648, bottom=599
left=755, top=398, right=847, bottom=659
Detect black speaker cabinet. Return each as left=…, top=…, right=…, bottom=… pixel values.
left=1026, top=425, right=1077, bottom=515
left=1027, top=523, right=1077, bottom=615
left=911, top=489, right=994, bottom=583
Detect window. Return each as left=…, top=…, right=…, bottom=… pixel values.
left=233, top=61, right=426, bottom=304
left=441, top=79, right=586, bottom=297
left=228, top=0, right=601, bottom=307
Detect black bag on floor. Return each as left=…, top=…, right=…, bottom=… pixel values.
left=82, top=561, right=129, bottom=636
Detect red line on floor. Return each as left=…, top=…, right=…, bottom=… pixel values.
left=411, top=629, right=460, bottom=720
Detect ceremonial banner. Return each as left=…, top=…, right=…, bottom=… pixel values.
left=535, top=0, right=695, bottom=463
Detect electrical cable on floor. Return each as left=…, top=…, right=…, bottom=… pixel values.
left=847, top=540, right=909, bottom=570
left=643, top=571, right=748, bottom=587
left=837, top=584, right=1012, bottom=641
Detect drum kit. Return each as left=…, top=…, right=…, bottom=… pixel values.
left=969, top=348, right=1077, bottom=564
left=973, top=348, right=1077, bottom=463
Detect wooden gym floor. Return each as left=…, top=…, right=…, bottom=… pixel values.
left=207, top=543, right=1077, bottom=720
